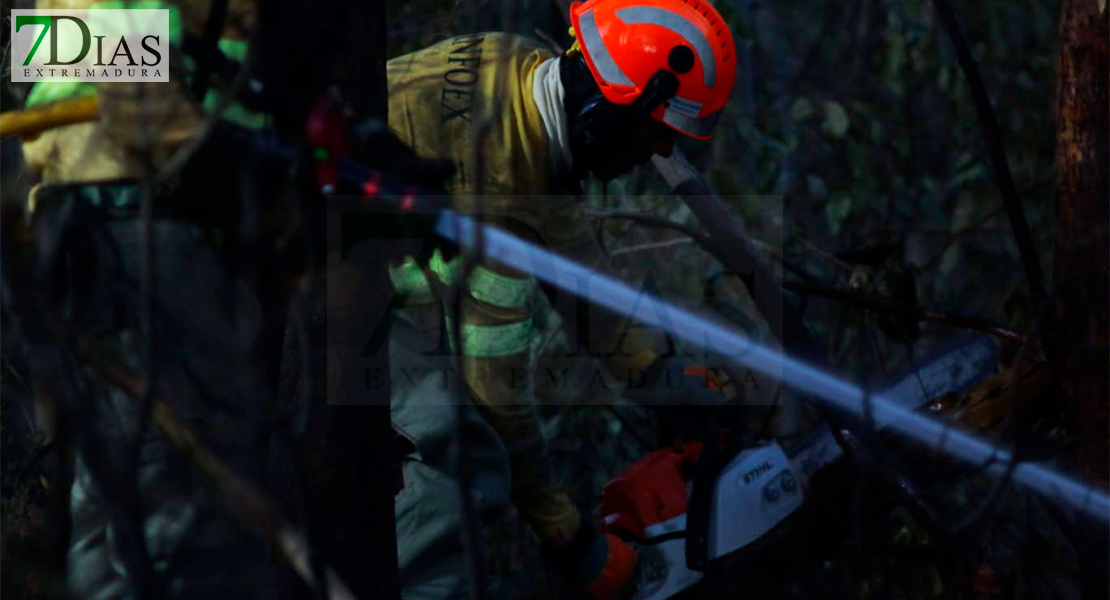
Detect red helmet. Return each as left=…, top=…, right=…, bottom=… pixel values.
left=569, top=0, right=736, bottom=140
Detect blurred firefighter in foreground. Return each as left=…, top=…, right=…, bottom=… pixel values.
left=15, top=2, right=310, bottom=598
left=383, top=0, right=738, bottom=598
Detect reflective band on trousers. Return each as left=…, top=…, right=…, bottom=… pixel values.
left=389, top=258, right=437, bottom=305
left=390, top=250, right=537, bottom=310
left=430, top=251, right=537, bottom=310
left=470, top=266, right=536, bottom=309
left=444, top=316, right=535, bottom=357
left=578, top=9, right=634, bottom=87
left=615, top=6, right=717, bottom=88
left=662, top=105, right=721, bottom=137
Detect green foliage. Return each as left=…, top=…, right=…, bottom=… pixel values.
left=0, top=2, right=1060, bottom=598
left=821, top=101, right=851, bottom=138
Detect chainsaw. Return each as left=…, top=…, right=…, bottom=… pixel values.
left=599, top=333, right=1000, bottom=600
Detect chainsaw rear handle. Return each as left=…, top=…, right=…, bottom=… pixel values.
left=602, top=404, right=749, bottom=573
left=682, top=411, right=738, bottom=572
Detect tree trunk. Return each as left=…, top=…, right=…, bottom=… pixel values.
left=1055, top=0, right=1109, bottom=487
left=1053, top=1, right=1108, bottom=597
left=285, top=2, right=402, bottom=599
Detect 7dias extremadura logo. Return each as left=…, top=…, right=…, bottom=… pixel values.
left=10, top=9, right=169, bottom=82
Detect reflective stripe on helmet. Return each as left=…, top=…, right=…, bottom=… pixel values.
left=615, top=6, right=717, bottom=89
left=579, top=9, right=635, bottom=87
left=662, top=104, right=721, bottom=137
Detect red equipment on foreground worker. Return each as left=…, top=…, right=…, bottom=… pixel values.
left=381, top=0, right=737, bottom=598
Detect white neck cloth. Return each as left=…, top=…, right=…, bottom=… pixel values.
left=531, top=56, right=574, bottom=176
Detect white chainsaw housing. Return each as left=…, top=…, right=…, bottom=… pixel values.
left=631, top=517, right=704, bottom=600
left=616, top=443, right=805, bottom=600
left=706, top=442, right=803, bottom=559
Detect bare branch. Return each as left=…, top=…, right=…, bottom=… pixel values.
left=932, top=0, right=1051, bottom=326
left=78, top=345, right=359, bottom=600
left=785, top=281, right=1025, bottom=343
left=608, top=236, right=696, bottom=257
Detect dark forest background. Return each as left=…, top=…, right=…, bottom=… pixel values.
left=3, top=0, right=1107, bottom=599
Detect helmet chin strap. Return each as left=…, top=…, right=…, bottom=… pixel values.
left=632, top=69, right=680, bottom=112
left=562, top=55, right=681, bottom=181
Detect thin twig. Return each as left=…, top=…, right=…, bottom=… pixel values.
left=947, top=306, right=1048, bottom=537
left=931, top=0, right=1050, bottom=314
left=79, top=347, right=359, bottom=600
left=587, top=208, right=800, bottom=274
left=792, top=236, right=856, bottom=275
left=912, top=208, right=1007, bottom=272
left=865, top=311, right=889, bottom=376
left=608, top=236, right=696, bottom=257
left=784, top=281, right=1025, bottom=342
left=584, top=209, right=715, bottom=249
left=1, top=253, right=159, bottom=596
left=13, top=440, right=57, bottom=487
left=871, top=223, right=1010, bottom=236
left=446, top=22, right=520, bottom=600
left=588, top=210, right=1024, bottom=342
left=154, top=20, right=261, bottom=184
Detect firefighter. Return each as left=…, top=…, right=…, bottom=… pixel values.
left=383, top=0, right=738, bottom=598
left=15, top=2, right=309, bottom=598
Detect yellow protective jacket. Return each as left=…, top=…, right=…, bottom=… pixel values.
left=387, top=33, right=665, bottom=545
left=20, top=1, right=260, bottom=194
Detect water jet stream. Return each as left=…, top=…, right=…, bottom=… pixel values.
left=440, top=211, right=1110, bottom=524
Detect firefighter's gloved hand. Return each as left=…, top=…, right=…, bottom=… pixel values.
left=542, top=522, right=638, bottom=600
left=625, top=356, right=738, bottom=406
